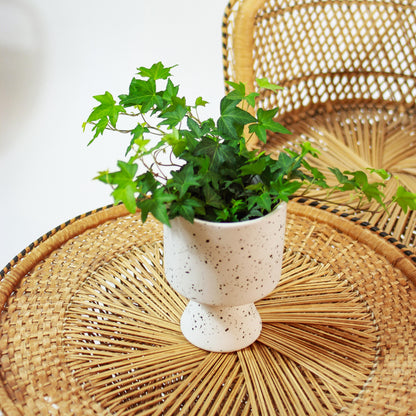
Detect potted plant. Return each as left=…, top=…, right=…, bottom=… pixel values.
left=84, top=62, right=416, bottom=352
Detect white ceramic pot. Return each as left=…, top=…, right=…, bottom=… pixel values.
left=163, top=202, right=287, bottom=352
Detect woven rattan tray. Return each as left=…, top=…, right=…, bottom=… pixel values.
left=1, top=201, right=415, bottom=415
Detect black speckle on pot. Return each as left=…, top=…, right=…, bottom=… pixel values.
left=206, top=239, right=210, bottom=243
left=225, top=328, right=229, bottom=332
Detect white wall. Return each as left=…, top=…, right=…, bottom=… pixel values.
left=0, top=0, right=228, bottom=267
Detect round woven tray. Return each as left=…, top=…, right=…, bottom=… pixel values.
left=1, top=201, right=415, bottom=415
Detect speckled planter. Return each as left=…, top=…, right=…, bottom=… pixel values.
left=163, top=202, right=287, bottom=352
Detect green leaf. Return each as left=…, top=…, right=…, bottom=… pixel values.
left=125, top=124, right=150, bottom=155
left=169, top=197, right=203, bottom=223
left=203, top=185, right=224, bottom=208
left=217, top=97, right=257, bottom=139
left=248, top=108, right=291, bottom=142
left=164, top=128, right=187, bottom=156
left=159, top=97, right=188, bottom=128
left=96, top=161, right=139, bottom=213
left=113, top=183, right=137, bottom=213
left=328, top=167, right=355, bottom=190
left=187, top=117, right=202, bottom=137
left=120, top=78, right=163, bottom=112
left=170, top=164, right=201, bottom=198
left=245, top=92, right=259, bottom=107
left=248, top=192, right=271, bottom=212
left=162, top=78, right=180, bottom=102
left=194, top=137, right=236, bottom=170
left=137, top=62, right=176, bottom=80
left=164, top=129, right=187, bottom=157
left=392, top=186, right=416, bottom=213
left=248, top=123, right=268, bottom=143
left=137, top=188, right=176, bottom=225
left=270, top=177, right=303, bottom=201
left=240, top=157, right=268, bottom=176
left=194, top=96, right=208, bottom=107
left=225, top=80, right=246, bottom=97
left=88, top=118, right=110, bottom=143
left=86, top=91, right=126, bottom=138
left=368, top=168, right=390, bottom=180
left=256, top=77, right=284, bottom=92
left=224, top=80, right=259, bottom=107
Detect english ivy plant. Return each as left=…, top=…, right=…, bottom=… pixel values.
left=84, top=62, right=416, bottom=225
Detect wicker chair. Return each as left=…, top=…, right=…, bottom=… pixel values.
left=222, top=0, right=416, bottom=251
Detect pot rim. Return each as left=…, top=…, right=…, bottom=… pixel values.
left=188, top=200, right=287, bottom=228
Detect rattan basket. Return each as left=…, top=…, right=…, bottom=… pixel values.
left=222, top=0, right=416, bottom=251
left=1, top=201, right=415, bottom=415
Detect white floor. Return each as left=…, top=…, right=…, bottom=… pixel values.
left=0, top=0, right=227, bottom=267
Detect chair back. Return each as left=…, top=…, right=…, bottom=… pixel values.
left=223, top=0, right=416, bottom=119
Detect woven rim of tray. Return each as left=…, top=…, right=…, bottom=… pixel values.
left=0, top=200, right=415, bottom=415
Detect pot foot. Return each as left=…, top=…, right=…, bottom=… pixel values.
left=180, top=301, right=262, bottom=352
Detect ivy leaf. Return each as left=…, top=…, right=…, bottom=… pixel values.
left=245, top=92, right=259, bottom=107
left=162, top=78, right=180, bottom=102
left=328, top=167, right=356, bottom=191
left=159, top=97, right=188, bottom=128
left=248, top=192, right=272, bottom=212
left=225, top=80, right=246, bottom=97
left=194, top=96, right=208, bottom=107
left=240, top=157, right=269, bottom=176
left=86, top=91, right=126, bottom=140
left=137, top=62, right=176, bottom=80
left=200, top=118, right=216, bottom=136
left=299, top=142, right=321, bottom=158
left=270, top=152, right=299, bottom=177
left=301, top=160, right=329, bottom=188
left=217, top=97, right=257, bottom=139
left=112, top=183, right=137, bottom=213
left=393, top=186, right=416, bottom=213
left=137, top=187, right=176, bottom=225
left=203, top=185, right=224, bottom=208
left=194, top=137, right=236, bottom=170
left=270, top=177, right=303, bottom=202
left=170, top=164, right=201, bottom=198
left=187, top=117, right=202, bottom=137
left=368, top=168, right=390, bottom=180
left=88, top=118, right=110, bottom=144
left=125, top=124, right=150, bottom=155
left=120, top=78, right=163, bottom=112
left=249, top=108, right=291, bottom=143
left=96, top=161, right=138, bottom=213
left=224, top=81, right=259, bottom=107
left=256, top=77, right=285, bottom=92
left=163, top=128, right=187, bottom=157
left=169, top=197, right=203, bottom=223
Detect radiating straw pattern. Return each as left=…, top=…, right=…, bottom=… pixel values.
left=64, top=244, right=379, bottom=415
left=0, top=204, right=415, bottom=415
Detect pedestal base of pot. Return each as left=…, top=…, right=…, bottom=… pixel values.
left=180, top=301, right=262, bottom=352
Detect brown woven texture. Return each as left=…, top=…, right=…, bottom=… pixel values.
left=222, top=0, right=416, bottom=251
left=0, top=201, right=415, bottom=415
